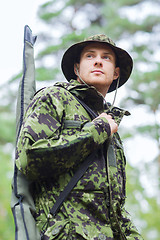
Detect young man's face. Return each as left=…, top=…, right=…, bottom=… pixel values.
left=74, top=42, right=120, bottom=96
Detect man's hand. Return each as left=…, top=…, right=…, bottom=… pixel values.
left=97, top=113, right=118, bottom=135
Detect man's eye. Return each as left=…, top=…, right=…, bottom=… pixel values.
left=103, top=56, right=110, bottom=60
left=86, top=54, right=93, bottom=58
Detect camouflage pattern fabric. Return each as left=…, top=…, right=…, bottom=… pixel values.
left=16, top=79, right=143, bottom=239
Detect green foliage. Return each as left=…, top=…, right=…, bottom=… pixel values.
left=0, top=148, right=14, bottom=240
left=36, top=67, right=60, bottom=81
left=126, top=163, right=160, bottom=239
left=0, top=81, right=16, bottom=239
left=0, top=113, right=15, bottom=144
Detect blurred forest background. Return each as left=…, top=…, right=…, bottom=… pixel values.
left=0, top=0, right=160, bottom=239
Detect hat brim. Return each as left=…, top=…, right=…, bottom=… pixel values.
left=61, top=40, right=133, bottom=93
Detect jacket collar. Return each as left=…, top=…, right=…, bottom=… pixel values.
left=55, top=79, right=107, bottom=113
left=54, top=79, right=130, bottom=125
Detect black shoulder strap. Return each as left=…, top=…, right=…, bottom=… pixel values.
left=49, top=96, right=98, bottom=217
left=50, top=150, right=95, bottom=217
left=73, top=95, right=98, bottom=118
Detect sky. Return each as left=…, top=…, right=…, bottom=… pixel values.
left=0, top=0, right=44, bottom=86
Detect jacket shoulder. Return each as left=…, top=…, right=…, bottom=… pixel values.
left=33, top=84, right=73, bottom=104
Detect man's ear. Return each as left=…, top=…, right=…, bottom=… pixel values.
left=113, top=67, right=120, bottom=80
left=74, top=63, right=80, bottom=76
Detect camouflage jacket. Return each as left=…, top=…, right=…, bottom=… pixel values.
left=16, top=79, right=143, bottom=240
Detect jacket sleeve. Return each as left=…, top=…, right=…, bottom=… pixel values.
left=16, top=88, right=111, bottom=181
left=118, top=206, right=144, bottom=239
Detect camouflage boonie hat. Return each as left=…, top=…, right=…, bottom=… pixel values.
left=61, top=34, right=133, bottom=93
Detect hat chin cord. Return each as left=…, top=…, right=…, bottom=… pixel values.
left=110, top=76, right=120, bottom=110
left=75, top=65, right=120, bottom=111
left=76, top=65, right=90, bottom=88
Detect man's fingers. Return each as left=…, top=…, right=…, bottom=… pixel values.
left=96, top=112, right=118, bottom=135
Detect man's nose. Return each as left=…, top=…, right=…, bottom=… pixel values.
left=94, top=56, right=103, bottom=67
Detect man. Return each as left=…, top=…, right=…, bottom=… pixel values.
left=15, top=34, right=143, bottom=239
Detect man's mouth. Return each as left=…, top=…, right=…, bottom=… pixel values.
left=91, top=70, right=104, bottom=74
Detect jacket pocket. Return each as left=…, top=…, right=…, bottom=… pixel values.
left=41, top=220, right=70, bottom=240
left=74, top=221, right=114, bottom=240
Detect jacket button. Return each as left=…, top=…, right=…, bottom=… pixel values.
left=41, top=96, right=47, bottom=102
left=52, top=227, right=60, bottom=235
left=98, top=233, right=106, bottom=240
